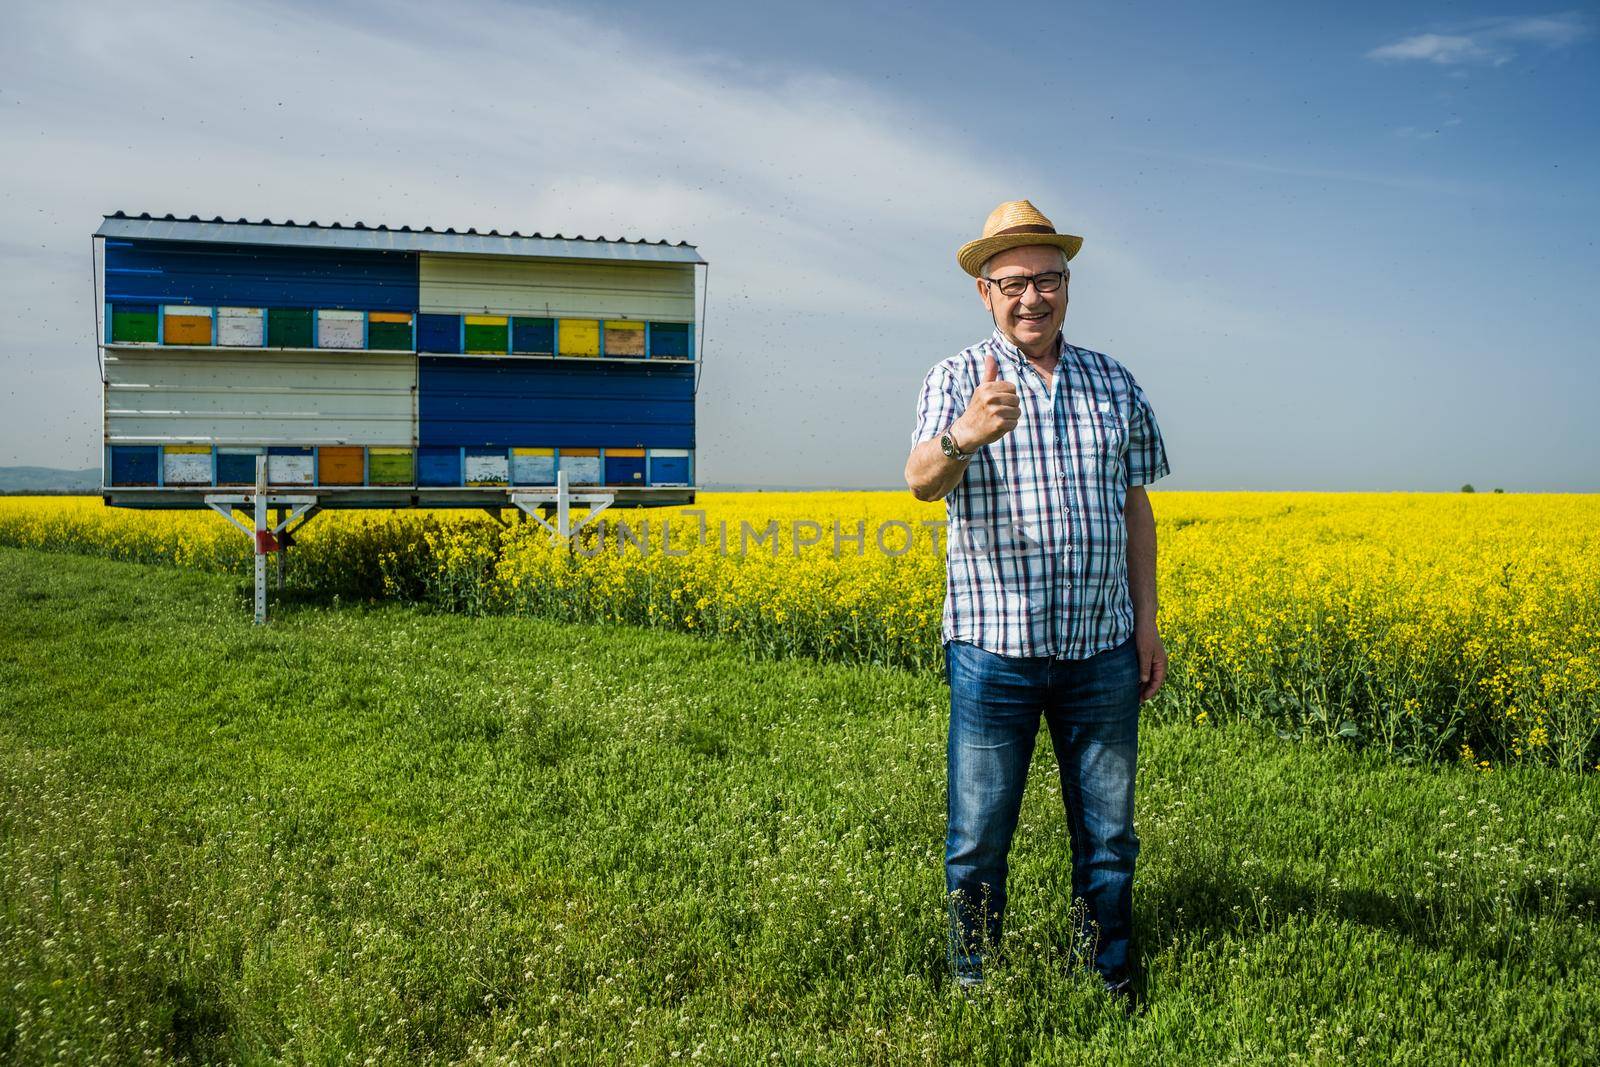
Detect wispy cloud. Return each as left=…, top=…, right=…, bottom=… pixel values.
left=1393, top=116, right=1465, bottom=140
left=1366, top=11, right=1590, bottom=67
left=1102, top=144, right=1474, bottom=195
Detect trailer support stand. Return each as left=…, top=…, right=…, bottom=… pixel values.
left=509, top=471, right=615, bottom=543
left=204, top=455, right=320, bottom=623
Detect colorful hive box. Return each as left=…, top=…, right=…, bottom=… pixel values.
left=559, top=447, right=600, bottom=484
left=267, top=308, right=315, bottom=348
left=162, top=444, right=212, bottom=485
left=465, top=447, right=509, bottom=485
left=217, top=307, right=265, bottom=347
left=317, top=309, right=365, bottom=349
left=649, top=322, right=691, bottom=359
left=366, top=312, right=414, bottom=351
left=367, top=447, right=414, bottom=485
left=558, top=319, right=600, bottom=358
left=109, top=445, right=159, bottom=486
left=216, top=446, right=265, bottom=485
left=267, top=446, right=314, bottom=485
left=604, top=447, right=645, bottom=484
left=649, top=448, right=690, bottom=486
left=317, top=445, right=365, bottom=485
left=511, top=447, right=555, bottom=485
left=418, top=313, right=461, bottom=353
left=511, top=317, right=554, bottom=354
left=604, top=321, right=645, bottom=358
left=464, top=315, right=509, bottom=354
left=417, top=446, right=461, bottom=486
left=163, top=306, right=213, bottom=345
left=111, top=304, right=158, bottom=344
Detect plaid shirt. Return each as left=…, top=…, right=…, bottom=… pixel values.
left=911, top=328, right=1170, bottom=659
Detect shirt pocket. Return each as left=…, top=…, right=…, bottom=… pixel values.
left=1070, top=404, right=1127, bottom=472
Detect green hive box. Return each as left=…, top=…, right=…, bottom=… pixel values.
left=267, top=308, right=315, bottom=348
left=112, top=306, right=158, bottom=343
left=463, top=322, right=509, bottom=353
left=367, top=449, right=415, bottom=485
left=366, top=321, right=413, bottom=350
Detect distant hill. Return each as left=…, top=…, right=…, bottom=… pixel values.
left=0, top=466, right=100, bottom=493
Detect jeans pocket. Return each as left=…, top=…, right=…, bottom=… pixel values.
left=1078, top=639, right=1142, bottom=715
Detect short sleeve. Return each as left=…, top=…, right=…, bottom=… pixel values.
left=910, top=361, right=964, bottom=447
left=1125, top=377, right=1170, bottom=487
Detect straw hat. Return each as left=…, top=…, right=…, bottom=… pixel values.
left=956, top=199, right=1083, bottom=277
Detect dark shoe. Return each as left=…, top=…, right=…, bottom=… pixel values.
left=1104, top=977, right=1142, bottom=1016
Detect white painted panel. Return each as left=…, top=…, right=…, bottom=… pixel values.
left=317, top=310, right=365, bottom=349
left=511, top=452, right=555, bottom=484
left=104, top=349, right=414, bottom=446
left=217, top=308, right=265, bottom=347
left=465, top=452, right=509, bottom=484
left=560, top=454, right=601, bottom=484
left=163, top=451, right=212, bottom=485
left=269, top=454, right=314, bottom=484
left=419, top=254, right=694, bottom=320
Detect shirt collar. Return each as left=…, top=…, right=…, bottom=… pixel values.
left=989, top=327, right=1066, bottom=370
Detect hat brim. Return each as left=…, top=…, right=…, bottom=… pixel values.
left=957, top=232, right=1083, bottom=277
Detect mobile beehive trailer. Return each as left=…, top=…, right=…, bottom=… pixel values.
left=94, top=212, right=704, bottom=620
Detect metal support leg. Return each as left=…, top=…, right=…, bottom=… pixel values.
left=254, top=456, right=268, bottom=624
left=556, top=470, right=571, bottom=539
left=275, top=507, right=286, bottom=590
left=204, top=474, right=317, bottom=625
left=509, top=470, right=615, bottom=545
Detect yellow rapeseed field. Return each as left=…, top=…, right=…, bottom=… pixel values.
left=2, top=492, right=1596, bottom=770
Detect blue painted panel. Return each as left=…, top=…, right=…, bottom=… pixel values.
left=511, top=317, right=555, bottom=354
left=216, top=449, right=264, bottom=485
left=418, top=313, right=462, bottom=353
left=103, top=238, right=418, bottom=311
left=649, top=322, right=692, bottom=359
left=418, top=358, right=695, bottom=449
left=650, top=455, right=690, bottom=486
left=604, top=452, right=646, bottom=485
left=109, top=445, right=159, bottom=486
left=418, top=446, right=462, bottom=486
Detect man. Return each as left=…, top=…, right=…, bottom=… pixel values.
left=904, top=199, right=1170, bottom=1010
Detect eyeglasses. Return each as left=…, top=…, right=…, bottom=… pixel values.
left=982, top=270, right=1068, bottom=298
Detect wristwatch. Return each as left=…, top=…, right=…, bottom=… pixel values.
left=940, top=428, right=972, bottom=460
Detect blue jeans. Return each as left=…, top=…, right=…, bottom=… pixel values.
left=944, top=634, right=1142, bottom=986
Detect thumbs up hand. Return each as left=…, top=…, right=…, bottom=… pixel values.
left=955, top=353, right=1020, bottom=449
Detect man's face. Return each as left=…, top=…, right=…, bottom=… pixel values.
left=976, top=245, right=1069, bottom=353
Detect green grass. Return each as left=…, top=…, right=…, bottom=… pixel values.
left=1, top=548, right=1597, bottom=1065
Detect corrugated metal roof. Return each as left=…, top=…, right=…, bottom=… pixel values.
left=95, top=212, right=706, bottom=265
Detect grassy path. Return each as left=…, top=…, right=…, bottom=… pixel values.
left=1, top=548, right=1596, bottom=1064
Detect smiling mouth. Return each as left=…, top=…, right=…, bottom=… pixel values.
left=1016, top=312, right=1048, bottom=324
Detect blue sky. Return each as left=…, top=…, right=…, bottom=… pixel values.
left=0, top=1, right=1594, bottom=489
